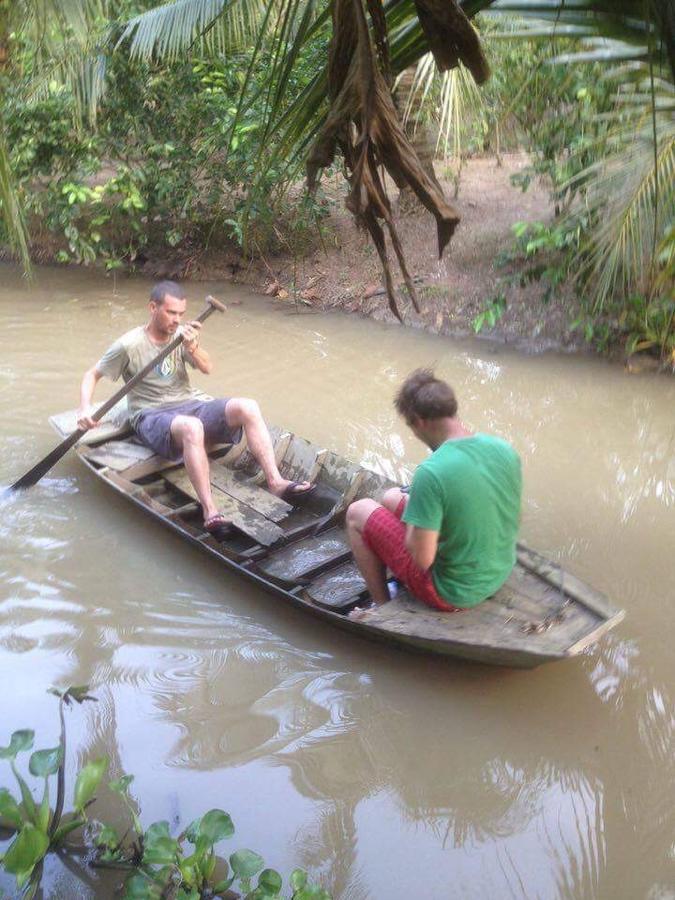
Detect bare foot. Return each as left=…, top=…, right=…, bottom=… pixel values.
left=348, top=603, right=385, bottom=622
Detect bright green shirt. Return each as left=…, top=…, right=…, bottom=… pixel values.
left=402, top=434, right=522, bottom=607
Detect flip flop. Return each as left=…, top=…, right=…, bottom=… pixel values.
left=204, top=513, right=234, bottom=541
left=279, top=481, right=317, bottom=507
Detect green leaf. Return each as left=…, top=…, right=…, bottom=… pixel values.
left=184, top=817, right=201, bottom=843
left=95, top=824, right=119, bottom=849
left=2, top=823, right=49, bottom=879
left=73, top=756, right=108, bottom=812
left=230, top=848, right=265, bottom=880
left=142, top=820, right=178, bottom=866
left=0, top=787, right=23, bottom=829
left=109, top=774, right=134, bottom=794
left=290, top=869, right=307, bottom=892
left=29, top=747, right=63, bottom=778
left=212, top=876, right=234, bottom=893
left=122, top=872, right=164, bottom=900
left=37, top=779, right=50, bottom=833
left=0, top=730, right=35, bottom=759
left=258, top=867, right=283, bottom=893
left=12, top=764, right=37, bottom=824
left=52, top=816, right=86, bottom=844
left=198, top=809, right=234, bottom=845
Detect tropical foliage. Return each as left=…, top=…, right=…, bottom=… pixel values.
left=0, top=0, right=673, bottom=355
left=0, top=686, right=331, bottom=899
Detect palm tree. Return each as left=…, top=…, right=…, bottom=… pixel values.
left=3, top=0, right=672, bottom=318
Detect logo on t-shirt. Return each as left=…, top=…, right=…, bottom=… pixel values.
left=156, top=349, right=179, bottom=379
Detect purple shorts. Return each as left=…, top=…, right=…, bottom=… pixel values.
left=134, top=398, right=242, bottom=460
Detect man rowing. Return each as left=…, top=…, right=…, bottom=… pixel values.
left=346, top=369, right=521, bottom=616
left=77, top=280, right=313, bottom=535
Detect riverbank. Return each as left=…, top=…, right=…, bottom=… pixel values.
left=7, top=153, right=669, bottom=368
left=191, top=154, right=591, bottom=356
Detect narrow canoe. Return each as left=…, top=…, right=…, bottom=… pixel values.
left=49, top=408, right=625, bottom=668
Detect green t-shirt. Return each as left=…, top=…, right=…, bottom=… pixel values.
left=402, top=434, right=522, bottom=607
left=96, top=326, right=208, bottom=426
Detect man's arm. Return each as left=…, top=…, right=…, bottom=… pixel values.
left=182, top=321, right=212, bottom=375
left=405, top=525, right=439, bottom=571
left=77, top=365, right=104, bottom=430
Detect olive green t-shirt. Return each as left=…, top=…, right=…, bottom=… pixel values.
left=96, top=326, right=207, bottom=426
left=402, top=434, right=522, bottom=607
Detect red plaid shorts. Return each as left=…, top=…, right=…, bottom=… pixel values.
left=363, top=498, right=461, bottom=612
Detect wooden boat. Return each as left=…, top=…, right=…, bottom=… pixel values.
left=50, top=407, right=625, bottom=668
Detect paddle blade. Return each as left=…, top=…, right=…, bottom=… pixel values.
left=7, top=429, right=84, bottom=493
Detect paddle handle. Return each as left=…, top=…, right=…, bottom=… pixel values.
left=8, top=295, right=226, bottom=492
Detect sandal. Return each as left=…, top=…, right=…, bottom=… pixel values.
left=279, top=481, right=317, bottom=507
left=204, top=513, right=234, bottom=541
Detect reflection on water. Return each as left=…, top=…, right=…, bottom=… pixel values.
left=0, top=265, right=674, bottom=899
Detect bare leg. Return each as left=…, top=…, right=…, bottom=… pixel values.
left=381, top=487, right=408, bottom=516
left=345, top=498, right=391, bottom=607
left=225, top=398, right=312, bottom=496
left=170, top=415, right=219, bottom=523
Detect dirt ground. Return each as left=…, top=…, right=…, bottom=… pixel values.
left=217, top=153, right=587, bottom=354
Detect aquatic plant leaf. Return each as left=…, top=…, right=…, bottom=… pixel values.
left=198, top=809, right=234, bottom=845
left=184, top=816, right=201, bottom=843
left=29, top=747, right=63, bottom=778
left=142, top=820, right=179, bottom=866
left=2, top=822, right=49, bottom=881
left=230, top=848, right=265, bottom=879
left=95, top=824, right=120, bottom=849
left=122, top=872, right=164, bottom=899
left=0, top=730, right=35, bottom=759
left=290, top=868, right=308, bottom=891
left=0, top=787, right=23, bottom=829
left=109, top=774, right=134, bottom=794
left=73, top=756, right=108, bottom=812
left=52, top=816, right=86, bottom=844
left=258, top=867, right=283, bottom=893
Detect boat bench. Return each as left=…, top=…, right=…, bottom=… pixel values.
left=163, top=468, right=284, bottom=546
left=255, top=528, right=352, bottom=584
left=305, top=561, right=367, bottom=611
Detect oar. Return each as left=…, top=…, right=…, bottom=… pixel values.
left=6, top=294, right=226, bottom=493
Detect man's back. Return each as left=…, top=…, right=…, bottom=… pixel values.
left=403, top=434, right=521, bottom=607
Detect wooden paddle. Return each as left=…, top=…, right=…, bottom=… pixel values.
left=7, top=294, right=226, bottom=493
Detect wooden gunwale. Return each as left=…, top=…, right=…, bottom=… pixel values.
left=73, top=437, right=626, bottom=670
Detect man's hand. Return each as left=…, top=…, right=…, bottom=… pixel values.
left=182, top=320, right=202, bottom=355
left=76, top=408, right=98, bottom=431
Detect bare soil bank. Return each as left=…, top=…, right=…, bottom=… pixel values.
left=192, top=153, right=589, bottom=356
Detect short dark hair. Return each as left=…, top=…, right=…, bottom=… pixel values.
left=394, top=368, right=458, bottom=422
left=150, top=281, right=185, bottom=305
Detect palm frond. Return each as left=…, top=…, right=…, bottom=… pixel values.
left=116, top=0, right=269, bottom=61
left=565, top=73, right=675, bottom=307
left=0, top=135, right=31, bottom=272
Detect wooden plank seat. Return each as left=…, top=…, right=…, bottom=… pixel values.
left=49, top=405, right=132, bottom=446
left=255, top=528, right=352, bottom=583
left=277, top=433, right=324, bottom=485
left=306, top=561, right=367, bottom=611
left=163, top=469, right=283, bottom=547
left=80, top=439, right=155, bottom=472
left=209, top=460, right=293, bottom=522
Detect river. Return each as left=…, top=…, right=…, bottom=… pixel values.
left=0, top=265, right=673, bottom=899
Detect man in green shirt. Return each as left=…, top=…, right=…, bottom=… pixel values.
left=346, top=369, right=521, bottom=614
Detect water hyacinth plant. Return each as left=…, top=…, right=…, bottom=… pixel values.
left=0, top=686, right=331, bottom=900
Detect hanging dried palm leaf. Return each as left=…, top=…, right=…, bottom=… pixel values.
left=307, top=0, right=488, bottom=320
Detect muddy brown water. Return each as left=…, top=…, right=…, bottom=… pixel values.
left=0, top=265, right=673, bottom=899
